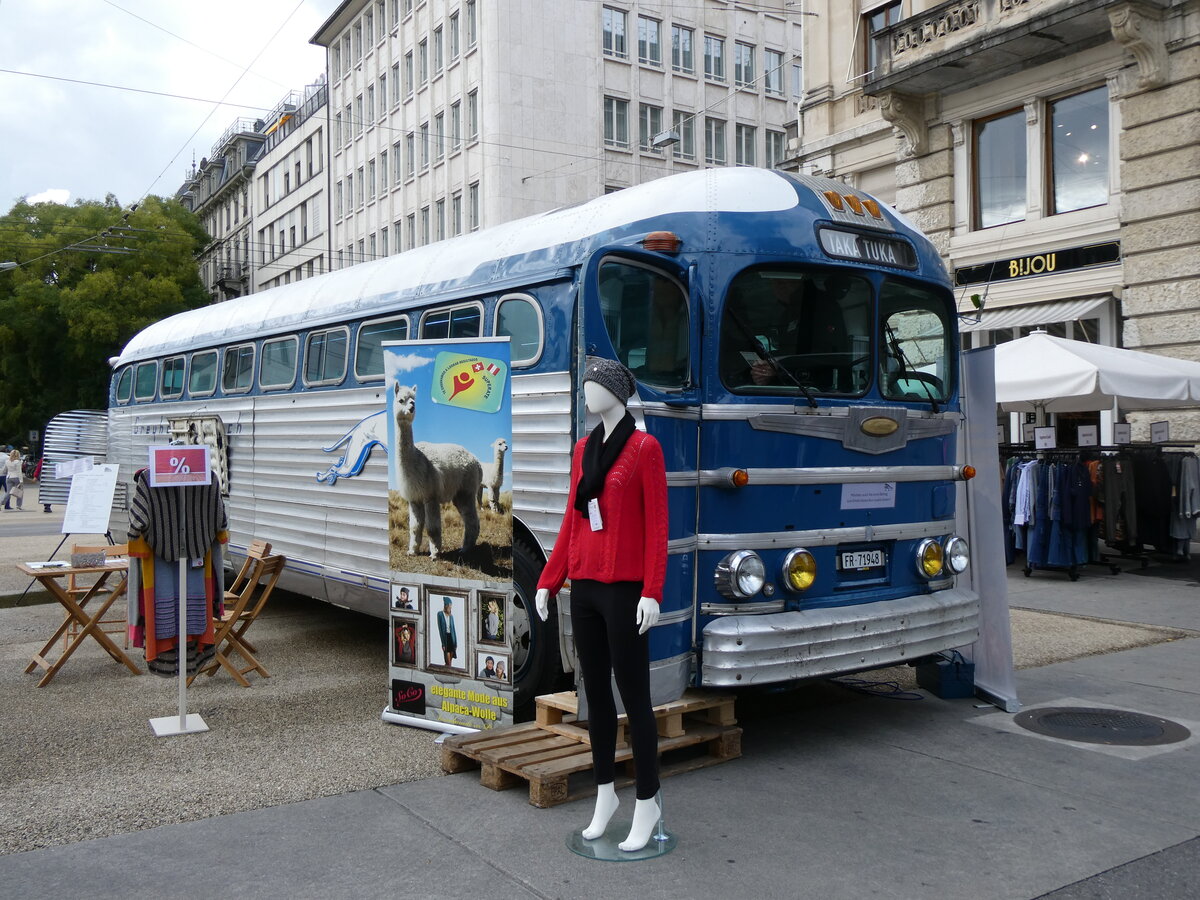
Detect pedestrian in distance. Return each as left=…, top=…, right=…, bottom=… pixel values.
left=2, top=449, right=24, bottom=510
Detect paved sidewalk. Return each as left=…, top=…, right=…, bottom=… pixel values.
left=1, top=510, right=1197, bottom=898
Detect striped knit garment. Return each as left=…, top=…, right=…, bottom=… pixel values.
left=128, top=469, right=227, bottom=562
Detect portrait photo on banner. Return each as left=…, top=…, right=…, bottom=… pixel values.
left=475, top=649, right=511, bottom=684
left=391, top=582, right=417, bottom=611
left=383, top=340, right=513, bottom=583
left=478, top=591, right=507, bottom=646
left=391, top=614, right=419, bottom=669
left=426, top=589, right=468, bottom=673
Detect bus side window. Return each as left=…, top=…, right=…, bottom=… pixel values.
left=190, top=350, right=218, bottom=397
left=115, top=367, right=133, bottom=404
left=133, top=361, right=158, bottom=402
left=494, top=295, right=543, bottom=367
left=222, top=344, right=255, bottom=394
left=305, top=327, right=349, bottom=386
left=356, top=316, right=409, bottom=380
left=421, top=302, right=482, bottom=339
left=261, top=336, right=299, bottom=390
left=161, top=356, right=185, bottom=400
left=598, top=259, right=689, bottom=389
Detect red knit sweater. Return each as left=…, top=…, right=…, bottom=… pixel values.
left=537, top=429, right=669, bottom=602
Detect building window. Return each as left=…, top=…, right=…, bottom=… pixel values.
left=705, top=117, right=726, bottom=165
left=735, top=124, right=755, bottom=165
left=452, top=191, right=462, bottom=235
left=353, top=23, right=362, bottom=60
left=406, top=132, right=415, bottom=177
left=766, top=130, right=786, bottom=168
left=467, top=90, right=479, bottom=140
left=356, top=166, right=365, bottom=206
left=406, top=213, right=416, bottom=248
left=468, top=181, right=480, bottom=231
left=418, top=39, right=428, bottom=85
left=433, top=26, right=443, bottom=74
left=704, top=35, right=725, bottom=82
left=466, top=0, right=477, bottom=47
left=973, top=108, right=1026, bottom=229
left=862, top=1, right=902, bottom=77
left=1049, top=85, right=1109, bottom=215
left=672, top=110, right=694, bottom=161
left=380, top=149, right=388, bottom=186
left=336, top=179, right=344, bottom=218
left=405, top=51, right=414, bottom=96
left=368, top=159, right=377, bottom=199
left=449, top=12, right=460, bottom=60
left=369, top=232, right=377, bottom=260
left=604, top=96, right=630, bottom=148
left=367, top=85, right=375, bottom=123
left=638, top=103, right=663, bottom=152
left=671, top=24, right=693, bottom=74
left=364, top=10, right=373, bottom=46
left=603, top=6, right=627, bottom=58
left=450, top=101, right=462, bottom=150
left=734, top=43, right=754, bottom=88
left=380, top=226, right=388, bottom=257
left=355, top=94, right=364, bottom=134
left=764, top=49, right=784, bottom=95
left=434, top=112, right=445, bottom=162
left=792, top=62, right=803, bottom=99
left=391, top=63, right=401, bottom=105
left=420, top=206, right=430, bottom=245
left=436, top=198, right=446, bottom=240
left=420, top=121, right=430, bottom=168
left=638, top=16, right=661, bottom=66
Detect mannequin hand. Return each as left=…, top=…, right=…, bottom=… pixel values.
left=635, top=597, right=659, bottom=635
left=535, top=588, right=550, bottom=622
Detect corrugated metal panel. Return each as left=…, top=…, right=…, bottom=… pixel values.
left=511, top=371, right=573, bottom=559
left=40, top=410, right=108, bottom=505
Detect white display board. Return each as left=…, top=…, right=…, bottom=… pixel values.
left=61, top=464, right=119, bottom=536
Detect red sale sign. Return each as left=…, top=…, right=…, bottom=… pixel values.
left=147, top=445, right=211, bottom=487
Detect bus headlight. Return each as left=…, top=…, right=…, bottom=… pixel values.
left=915, top=538, right=944, bottom=579
left=781, top=548, right=817, bottom=592
left=715, top=550, right=766, bottom=599
left=943, top=536, right=969, bottom=574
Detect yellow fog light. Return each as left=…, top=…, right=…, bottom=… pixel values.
left=916, top=538, right=944, bottom=579
left=782, top=548, right=817, bottom=592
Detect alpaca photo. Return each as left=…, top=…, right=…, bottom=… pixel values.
left=385, top=345, right=513, bottom=582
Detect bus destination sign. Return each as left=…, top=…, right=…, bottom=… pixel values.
left=818, top=227, right=917, bottom=270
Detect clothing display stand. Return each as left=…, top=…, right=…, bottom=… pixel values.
left=146, top=446, right=211, bottom=738
left=565, top=792, right=675, bottom=861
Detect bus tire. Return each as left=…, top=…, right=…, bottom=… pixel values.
left=511, top=536, right=562, bottom=719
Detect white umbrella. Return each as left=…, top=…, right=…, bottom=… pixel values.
left=992, top=332, right=1200, bottom=413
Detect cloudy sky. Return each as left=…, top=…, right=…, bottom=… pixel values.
left=0, top=0, right=336, bottom=209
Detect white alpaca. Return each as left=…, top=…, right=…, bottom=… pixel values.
left=392, top=383, right=483, bottom=559
left=479, top=437, right=508, bottom=512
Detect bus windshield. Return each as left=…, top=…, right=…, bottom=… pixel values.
left=878, top=279, right=954, bottom=404
left=720, top=267, right=872, bottom=396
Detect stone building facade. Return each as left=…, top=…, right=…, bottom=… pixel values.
left=791, top=0, right=1199, bottom=443
left=310, top=0, right=802, bottom=270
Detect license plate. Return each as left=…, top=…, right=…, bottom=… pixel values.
left=839, top=549, right=885, bottom=571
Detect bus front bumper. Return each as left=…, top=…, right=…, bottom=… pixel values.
left=699, top=587, right=980, bottom=687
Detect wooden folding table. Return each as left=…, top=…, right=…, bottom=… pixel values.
left=18, top=561, right=142, bottom=686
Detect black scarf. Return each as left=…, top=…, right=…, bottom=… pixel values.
left=573, top=412, right=636, bottom=518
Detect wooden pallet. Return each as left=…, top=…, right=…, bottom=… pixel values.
left=441, top=689, right=741, bottom=807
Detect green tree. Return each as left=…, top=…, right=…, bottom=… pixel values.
left=0, top=195, right=209, bottom=446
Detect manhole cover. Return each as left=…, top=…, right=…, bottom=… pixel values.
left=1015, top=707, right=1191, bottom=746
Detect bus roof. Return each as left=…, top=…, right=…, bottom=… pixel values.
left=114, top=167, right=933, bottom=365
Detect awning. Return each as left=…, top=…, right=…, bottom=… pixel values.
left=958, top=296, right=1109, bottom=332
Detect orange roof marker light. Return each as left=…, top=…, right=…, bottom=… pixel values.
left=642, top=231, right=682, bottom=253
left=863, top=197, right=883, bottom=218
left=822, top=190, right=845, bottom=211
left=844, top=194, right=864, bottom=214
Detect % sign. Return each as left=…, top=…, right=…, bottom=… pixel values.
left=148, top=445, right=211, bottom=487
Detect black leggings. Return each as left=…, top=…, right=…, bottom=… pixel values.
left=571, top=579, right=660, bottom=800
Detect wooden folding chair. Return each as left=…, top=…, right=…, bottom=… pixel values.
left=224, top=539, right=272, bottom=604
left=65, top=543, right=130, bottom=650
left=194, top=553, right=285, bottom=687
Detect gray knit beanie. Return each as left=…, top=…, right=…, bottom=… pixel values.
left=583, top=356, right=637, bottom=400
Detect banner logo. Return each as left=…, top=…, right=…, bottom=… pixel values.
left=430, top=352, right=508, bottom=413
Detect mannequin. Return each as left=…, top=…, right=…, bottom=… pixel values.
left=535, top=357, right=668, bottom=853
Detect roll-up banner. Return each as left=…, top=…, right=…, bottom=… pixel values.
left=380, top=338, right=515, bottom=733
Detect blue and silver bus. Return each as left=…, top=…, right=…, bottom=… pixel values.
left=108, top=167, right=979, bottom=710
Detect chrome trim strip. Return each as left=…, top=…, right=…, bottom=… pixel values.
left=700, top=403, right=959, bottom=422
left=666, top=471, right=700, bottom=487
left=640, top=401, right=702, bottom=421
left=698, top=465, right=962, bottom=486
left=697, top=519, right=955, bottom=552
left=668, top=536, right=697, bottom=554
left=653, top=607, right=695, bottom=626
left=700, top=600, right=787, bottom=616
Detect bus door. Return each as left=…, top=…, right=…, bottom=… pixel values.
left=584, top=252, right=700, bottom=701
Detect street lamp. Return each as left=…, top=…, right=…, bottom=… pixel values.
left=0, top=261, right=17, bottom=271
left=651, top=130, right=681, bottom=149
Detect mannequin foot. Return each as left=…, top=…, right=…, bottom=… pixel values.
left=581, top=783, right=618, bottom=840
left=619, top=796, right=661, bottom=852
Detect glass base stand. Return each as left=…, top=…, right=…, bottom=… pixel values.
left=565, top=794, right=675, bottom=861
